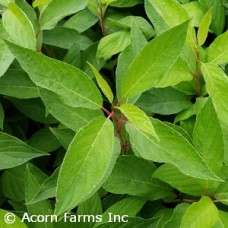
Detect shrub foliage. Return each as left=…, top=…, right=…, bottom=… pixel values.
left=0, top=0, right=228, bottom=227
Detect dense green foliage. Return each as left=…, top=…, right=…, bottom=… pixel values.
left=0, top=0, right=228, bottom=227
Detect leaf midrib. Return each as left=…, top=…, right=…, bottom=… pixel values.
left=121, top=32, right=176, bottom=98
left=30, top=71, right=101, bottom=109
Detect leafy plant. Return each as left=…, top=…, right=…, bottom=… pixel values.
left=0, top=0, right=228, bottom=227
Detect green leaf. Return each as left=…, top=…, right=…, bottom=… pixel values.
left=101, top=0, right=118, bottom=4
left=163, top=203, right=189, bottom=228
left=81, top=43, right=106, bottom=78
left=2, top=3, right=36, bottom=50
left=146, top=0, right=196, bottom=47
left=28, top=128, right=61, bottom=153
left=103, top=156, right=173, bottom=200
left=25, top=164, right=53, bottom=226
left=174, top=97, right=208, bottom=123
left=0, top=36, right=14, bottom=77
left=216, top=211, right=228, bottom=227
left=180, top=116, right=196, bottom=137
left=110, top=0, right=142, bottom=7
left=32, top=0, right=52, bottom=8
left=50, top=127, right=75, bottom=149
left=148, top=0, right=189, bottom=30
left=183, top=1, right=204, bottom=27
left=152, top=208, right=174, bottom=228
left=136, top=87, right=192, bottom=115
left=153, top=164, right=219, bottom=196
left=207, top=30, right=228, bottom=65
left=119, top=103, right=158, bottom=139
left=1, top=165, right=27, bottom=201
left=199, top=0, right=225, bottom=35
left=39, top=0, right=88, bottom=30
left=155, top=57, right=193, bottom=89
left=89, top=63, right=114, bottom=103
left=97, top=30, right=131, bottom=60
left=120, top=21, right=189, bottom=100
left=197, top=8, right=212, bottom=46
left=14, top=0, right=39, bottom=33
left=5, top=41, right=103, bottom=110
left=77, top=193, right=103, bottom=228
left=96, top=217, right=158, bottom=228
left=221, top=120, right=228, bottom=165
left=55, top=117, right=120, bottom=215
left=28, top=167, right=60, bottom=204
left=193, top=99, right=223, bottom=174
left=116, top=24, right=147, bottom=99
left=126, top=118, right=220, bottom=181
left=201, top=63, right=228, bottom=129
left=181, top=196, right=219, bottom=228
left=0, top=0, right=8, bottom=6
left=9, top=97, right=57, bottom=124
left=214, top=181, right=228, bottom=205
left=145, top=0, right=169, bottom=35
left=64, top=8, right=98, bottom=33
left=0, top=103, right=4, bottom=130
left=0, top=209, right=28, bottom=228
left=43, top=27, right=93, bottom=50
left=108, top=16, right=155, bottom=39
left=63, top=43, right=81, bottom=68
left=97, top=197, right=146, bottom=226
left=0, top=131, right=47, bottom=170
left=77, top=193, right=102, bottom=215
left=165, top=122, right=192, bottom=143
left=0, top=69, right=39, bottom=99
left=39, top=88, right=102, bottom=132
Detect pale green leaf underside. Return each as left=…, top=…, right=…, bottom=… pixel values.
left=97, top=30, right=131, bottom=60
left=55, top=117, right=120, bottom=215
left=119, top=103, right=158, bottom=139
left=89, top=63, right=114, bottom=103
left=5, top=41, right=103, bottom=110
left=2, top=3, right=36, bottom=50
left=116, top=25, right=148, bottom=100
left=197, top=8, right=212, bottom=46
left=193, top=99, right=224, bottom=174
left=120, top=21, right=189, bottom=100
left=0, top=39, right=14, bottom=77
left=32, top=0, right=52, bottom=8
left=201, top=63, right=228, bottom=129
left=39, top=0, right=88, bottom=30
left=149, top=0, right=189, bottom=29
left=207, top=30, right=228, bottom=65
left=181, top=196, right=219, bottom=228
left=147, top=0, right=196, bottom=47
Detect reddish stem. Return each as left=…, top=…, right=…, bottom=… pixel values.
left=101, top=106, right=111, bottom=116
left=98, top=3, right=108, bottom=36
